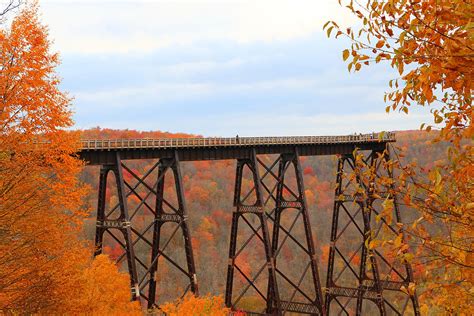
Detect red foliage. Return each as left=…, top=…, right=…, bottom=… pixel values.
left=303, top=166, right=315, bottom=176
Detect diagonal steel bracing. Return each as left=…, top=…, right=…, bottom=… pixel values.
left=268, top=149, right=325, bottom=315
left=93, top=151, right=198, bottom=308
left=225, top=149, right=281, bottom=314
left=94, top=152, right=140, bottom=300
left=91, top=137, right=419, bottom=315
left=147, top=151, right=198, bottom=308
left=325, top=150, right=420, bottom=315
left=225, top=148, right=326, bottom=315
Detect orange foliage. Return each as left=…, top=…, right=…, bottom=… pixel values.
left=189, top=185, right=211, bottom=204
left=198, top=217, right=215, bottom=241
left=81, top=127, right=199, bottom=140
left=0, top=4, right=85, bottom=311
left=326, top=1, right=473, bottom=312
left=160, top=293, right=230, bottom=316
left=320, top=245, right=330, bottom=264
left=212, top=209, right=231, bottom=225
left=59, top=255, right=141, bottom=315
left=0, top=4, right=139, bottom=313
left=305, top=189, right=316, bottom=205
left=325, top=0, right=472, bottom=138
left=303, top=166, right=315, bottom=176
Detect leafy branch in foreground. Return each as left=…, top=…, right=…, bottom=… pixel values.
left=325, top=0, right=473, bottom=312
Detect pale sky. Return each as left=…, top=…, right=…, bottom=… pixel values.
left=36, top=0, right=430, bottom=136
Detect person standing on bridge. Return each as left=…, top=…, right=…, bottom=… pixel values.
left=236, top=134, right=240, bottom=144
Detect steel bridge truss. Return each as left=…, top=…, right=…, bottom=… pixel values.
left=93, top=146, right=419, bottom=315
left=94, top=151, right=198, bottom=308
left=325, top=149, right=420, bottom=315
left=225, top=148, right=325, bottom=315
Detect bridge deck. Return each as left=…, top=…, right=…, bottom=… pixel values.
left=79, top=133, right=395, bottom=165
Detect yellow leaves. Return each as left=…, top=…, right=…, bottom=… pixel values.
left=396, top=60, right=404, bottom=75
left=401, top=282, right=416, bottom=296
left=161, top=294, right=229, bottom=316
left=347, top=61, right=363, bottom=73
left=323, top=21, right=340, bottom=39
left=403, top=252, right=414, bottom=263
left=420, top=304, right=429, bottom=315
left=326, top=26, right=334, bottom=38
left=428, top=167, right=443, bottom=197
left=380, top=198, right=394, bottom=224
left=368, top=239, right=380, bottom=250
left=433, top=111, right=443, bottom=124
left=371, top=192, right=382, bottom=199
left=342, top=49, right=350, bottom=61
left=393, top=233, right=403, bottom=248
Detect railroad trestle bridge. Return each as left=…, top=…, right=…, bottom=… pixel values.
left=79, top=133, right=420, bottom=315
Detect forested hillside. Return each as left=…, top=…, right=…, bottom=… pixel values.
left=79, top=128, right=447, bottom=307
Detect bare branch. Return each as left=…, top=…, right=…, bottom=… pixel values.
left=0, top=0, right=22, bottom=24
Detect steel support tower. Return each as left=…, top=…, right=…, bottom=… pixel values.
left=94, top=151, right=198, bottom=308
left=224, top=149, right=326, bottom=315
left=325, top=149, right=420, bottom=315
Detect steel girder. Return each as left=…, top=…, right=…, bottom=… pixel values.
left=325, top=150, right=420, bottom=315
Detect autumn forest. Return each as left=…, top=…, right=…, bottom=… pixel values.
left=0, top=1, right=472, bottom=315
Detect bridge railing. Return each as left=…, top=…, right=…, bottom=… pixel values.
left=80, top=133, right=395, bottom=150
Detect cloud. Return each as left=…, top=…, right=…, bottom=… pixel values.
left=40, top=0, right=357, bottom=54
left=71, top=72, right=424, bottom=135
left=36, top=1, right=429, bottom=137
left=72, top=75, right=382, bottom=109
left=159, top=58, right=248, bottom=77
left=162, top=111, right=431, bottom=136
left=75, top=81, right=214, bottom=106
left=74, top=109, right=431, bottom=137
